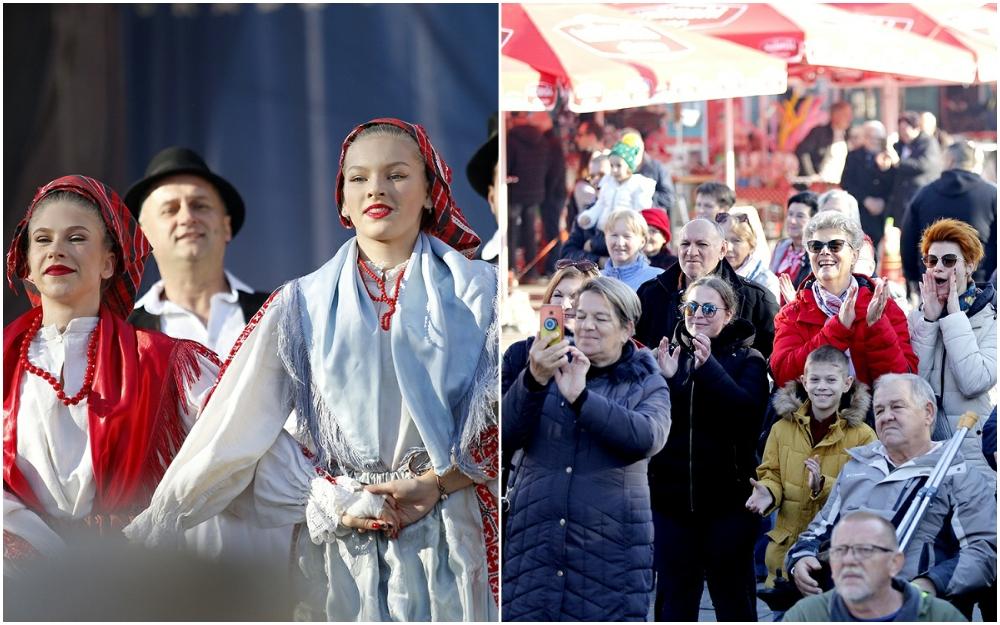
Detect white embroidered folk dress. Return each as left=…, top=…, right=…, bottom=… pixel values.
left=126, top=249, right=497, bottom=621
left=3, top=317, right=217, bottom=553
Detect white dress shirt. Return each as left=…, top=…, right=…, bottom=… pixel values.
left=132, top=270, right=255, bottom=357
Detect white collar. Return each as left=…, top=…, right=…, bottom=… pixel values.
left=133, top=270, right=253, bottom=314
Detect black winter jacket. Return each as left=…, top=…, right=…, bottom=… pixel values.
left=648, top=319, right=769, bottom=514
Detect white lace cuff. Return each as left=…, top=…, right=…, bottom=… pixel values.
left=304, top=477, right=385, bottom=544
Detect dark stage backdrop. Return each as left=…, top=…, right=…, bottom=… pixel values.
left=4, top=3, right=499, bottom=324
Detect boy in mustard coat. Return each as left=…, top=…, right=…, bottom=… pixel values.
left=746, top=345, right=877, bottom=588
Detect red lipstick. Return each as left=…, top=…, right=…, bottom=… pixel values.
left=44, top=264, right=74, bottom=276
left=364, top=203, right=392, bottom=219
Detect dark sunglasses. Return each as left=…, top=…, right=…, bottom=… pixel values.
left=679, top=301, right=727, bottom=318
left=922, top=254, right=959, bottom=269
left=714, top=212, right=750, bottom=225
left=806, top=239, right=848, bottom=254
left=555, top=259, right=598, bottom=272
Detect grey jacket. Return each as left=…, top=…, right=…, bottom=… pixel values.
left=785, top=441, right=997, bottom=597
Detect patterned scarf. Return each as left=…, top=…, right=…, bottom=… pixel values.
left=959, top=282, right=980, bottom=312
left=811, top=276, right=859, bottom=318
left=775, top=244, right=806, bottom=278
left=6, top=175, right=151, bottom=319
left=334, top=118, right=481, bottom=257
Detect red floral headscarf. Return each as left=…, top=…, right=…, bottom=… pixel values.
left=335, top=118, right=481, bottom=257
left=6, top=175, right=151, bottom=319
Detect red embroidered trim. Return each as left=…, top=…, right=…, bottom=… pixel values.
left=3, top=530, right=40, bottom=561
left=470, top=424, right=500, bottom=604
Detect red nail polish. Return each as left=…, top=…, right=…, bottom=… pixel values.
left=372, top=522, right=382, bottom=529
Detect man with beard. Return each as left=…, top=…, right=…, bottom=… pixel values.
left=784, top=512, right=965, bottom=621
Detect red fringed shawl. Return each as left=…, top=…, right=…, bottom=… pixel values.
left=3, top=306, right=220, bottom=515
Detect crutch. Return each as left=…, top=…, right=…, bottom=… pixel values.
left=895, top=411, right=980, bottom=551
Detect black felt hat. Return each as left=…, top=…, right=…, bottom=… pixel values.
left=466, top=114, right=498, bottom=200
left=124, top=147, right=246, bottom=236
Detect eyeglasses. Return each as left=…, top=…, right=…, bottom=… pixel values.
left=555, top=259, right=598, bottom=272
left=825, top=544, right=896, bottom=561
left=680, top=301, right=728, bottom=318
left=714, top=212, right=750, bottom=225
left=806, top=239, right=848, bottom=254
left=922, top=254, right=959, bottom=269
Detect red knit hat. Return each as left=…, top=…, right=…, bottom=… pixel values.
left=640, top=208, right=671, bottom=244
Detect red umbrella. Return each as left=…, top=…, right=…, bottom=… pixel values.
left=501, top=3, right=787, bottom=112
left=831, top=3, right=997, bottom=83
left=616, top=2, right=978, bottom=84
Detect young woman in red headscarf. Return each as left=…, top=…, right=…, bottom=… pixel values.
left=125, top=120, right=499, bottom=621
left=3, top=176, right=221, bottom=562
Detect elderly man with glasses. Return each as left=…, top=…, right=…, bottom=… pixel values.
left=784, top=511, right=966, bottom=621
left=786, top=374, right=996, bottom=619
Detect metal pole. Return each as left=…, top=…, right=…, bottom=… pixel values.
left=725, top=97, right=736, bottom=190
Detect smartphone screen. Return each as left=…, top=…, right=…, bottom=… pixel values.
left=538, top=304, right=564, bottom=347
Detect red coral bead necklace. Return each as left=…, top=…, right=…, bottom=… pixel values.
left=19, top=313, right=98, bottom=406
left=357, top=257, right=408, bottom=331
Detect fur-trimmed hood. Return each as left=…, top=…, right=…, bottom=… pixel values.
left=772, top=378, right=871, bottom=428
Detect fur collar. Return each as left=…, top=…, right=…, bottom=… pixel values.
left=772, top=379, right=871, bottom=428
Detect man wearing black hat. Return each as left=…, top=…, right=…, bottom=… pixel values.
left=126, top=147, right=271, bottom=356
left=467, top=116, right=499, bottom=264
left=125, top=147, right=286, bottom=563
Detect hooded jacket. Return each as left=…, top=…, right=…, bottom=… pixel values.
left=785, top=440, right=997, bottom=598
left=502, top=343, right=671, bottom=621
left=907, top=281, right=997, bottom=484
left=784, top=576, right=967, bottom=621
left=648, top=318, right=770, bottom=515
left=756, top=381, right=877, bottom=587
left=635, top=258, right=778, bottom=357
left=770, top=273, right=918, bottom=387
left=901, top=168, right=997, bottom=284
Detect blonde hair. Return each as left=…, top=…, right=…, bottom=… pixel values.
left=602, top=209, right=648, bottom=239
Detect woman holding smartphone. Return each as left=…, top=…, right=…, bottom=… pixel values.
left=125, top=119, right=499, bottom=621
left=502, top=276, right=671, bottom=621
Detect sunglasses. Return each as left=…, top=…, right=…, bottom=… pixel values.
left=555, top=259, right=598, bottom=272
left=679, top=301, right=728, bottom=318
left=714, top=212, right=750, bottom=225
left=806, top=239, right=848, bottom=254
left=922, top=254, right=959, bottom=269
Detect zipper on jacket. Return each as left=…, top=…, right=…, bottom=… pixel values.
left=689, top=380, right=695, bottom=513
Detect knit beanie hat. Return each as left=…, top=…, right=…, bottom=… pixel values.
left=610, top=140, right=640, bottom=173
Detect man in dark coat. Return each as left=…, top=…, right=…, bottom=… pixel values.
left=635, top=219, right=779, bottom=357
left=901, top=141, right=997, bottom=285
left=886, top=111, right=942, bottom=224
left=841, top=121, right=895, bottom=248
left=795, top=101, right=853, bottom=182
left=623, top=129, right=682, bottom=237
left=507, top=112, right=550, bottom=280
left=540, top=119, right=567, bottom=276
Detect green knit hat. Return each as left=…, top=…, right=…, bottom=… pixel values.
left=610, top=141, right=640, bottom=173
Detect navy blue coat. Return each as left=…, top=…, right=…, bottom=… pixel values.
left=501, top=343, right=671, bottom=621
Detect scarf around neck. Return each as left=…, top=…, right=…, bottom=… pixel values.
left=812, top=276, right=860, bottom=318
left=279, top=232, right=498, bottom=478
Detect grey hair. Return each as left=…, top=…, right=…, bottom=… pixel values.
left=873, top=373, right=937, bottom=423
left=861, top=120, right=886, bottom=138
left=834, top=511, right=900, bottom=550
left=804, top=209, right=864, bottom=250
left=682, top=217, right=725, bottom=241
left=577, top=276, right=642, bottom=330
left=602, top=209, right=649, bottom=238
left=817, top=189, right=861, bottom=225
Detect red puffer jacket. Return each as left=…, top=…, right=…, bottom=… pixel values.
left=771, top=275, right=918, bottom=387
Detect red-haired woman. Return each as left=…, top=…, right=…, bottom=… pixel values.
left=908, top=218, right=996, bottom=479
left=3, top=176, right=220, bottom=561
left=126, top=120, right=499, bottom=621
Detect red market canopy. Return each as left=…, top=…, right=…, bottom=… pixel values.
left=616, top=2, right=979, bottom=85
left=501, top=3, right=788, bottom=112
left=831, top=2, right=998, bottom=83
